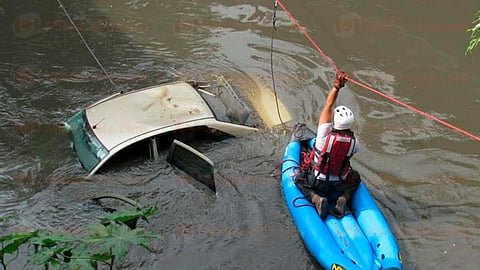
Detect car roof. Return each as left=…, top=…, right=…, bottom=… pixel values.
left=85, top=82, right=215, bottom=151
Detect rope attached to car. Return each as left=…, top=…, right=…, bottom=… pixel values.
left=56, top=0, right=116, bottom=87
left=269, top=1, right=292, bottom=130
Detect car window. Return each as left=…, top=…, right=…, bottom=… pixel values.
left=66, top=111, right=109, bottom=172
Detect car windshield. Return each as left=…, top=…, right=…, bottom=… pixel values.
left=65, top=111, right=109, bottom=172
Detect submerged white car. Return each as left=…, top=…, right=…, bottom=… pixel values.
left=65, top=77, right=279, bottom=177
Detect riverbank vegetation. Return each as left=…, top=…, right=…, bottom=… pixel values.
left=0, top=206, right=158, bottom=270
left=466, top=10, right=480, bottom=55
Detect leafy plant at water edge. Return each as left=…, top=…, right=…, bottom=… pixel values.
left=1, top=230, right=39, bottom=270
left=100, top=206, right=158, bottom=229
left=466, top=10, right=480, bottom=55
left=0, top=206, right=159, bottom=270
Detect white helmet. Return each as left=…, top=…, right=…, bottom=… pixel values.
left=333, top=106, right=354, bottom=130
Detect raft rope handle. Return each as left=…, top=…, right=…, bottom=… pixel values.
left=270, top=158, right=300, bottom=178
left=273, top=0, right=480, bottom=142
left=56, top=0, right=116, bottom=87
left=281, top=159, right=300, bottom=175
left=293, top=196, right=314, bottom=208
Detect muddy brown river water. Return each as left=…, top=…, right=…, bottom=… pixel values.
left=1, top=1, right=479, bottom=269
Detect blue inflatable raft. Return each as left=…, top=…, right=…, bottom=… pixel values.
left=281, top=126, right=402, bottom=270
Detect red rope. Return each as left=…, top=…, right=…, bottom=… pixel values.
left=347, top=79, right=480, bottom=141
left=276, top=0, right=337, bottom=71
left=275, top=0, right=480, bottom=142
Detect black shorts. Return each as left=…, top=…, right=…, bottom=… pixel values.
left=294, top=169, right=361, bottom=201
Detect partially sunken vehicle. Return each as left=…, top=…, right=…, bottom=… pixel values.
left=65, top=77, right=269, bottom=177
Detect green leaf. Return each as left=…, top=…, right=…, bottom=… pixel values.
left=28, top=246, right=58, bottom=266
left=466, top=12, right=480, bottom=55
left=84, top=224, right=158, bottom=262
left=0, top=230, right=39, bottom=243
left=100, top=206, right=158, bottom=225
left=27, top=231, right=78, bottom=267
left=141, top=206, right=159, bottom=222
left=89, top=252, right=113, bottom=261
left=59, top=244, right=98, bottom=270
left=0, top=231, right=39, bottom=255
left=28, top=230, right=77, bottom=248
left=85, top=224, right=110, bottom=241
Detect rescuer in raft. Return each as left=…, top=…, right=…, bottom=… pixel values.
left=295, top=71, right=361, bottom=219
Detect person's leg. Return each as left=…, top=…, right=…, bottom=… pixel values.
left=294, top=170, right=314, bottom=198
left=311, top=193, right=328, bottom=219
left=310, top=174, right=333, bottom=219
left=295, top=171, right=331, bottom=219
left=334, top=169, right=361, bottom=215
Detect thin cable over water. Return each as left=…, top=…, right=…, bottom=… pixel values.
left=275, top=0, right=480, bottom=142
left=270, top=1, right=292, bottom=129
left=56, top=0, right=115, bottom=87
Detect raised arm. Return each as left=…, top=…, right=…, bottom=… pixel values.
left=318, top=71, right=348, bottom=125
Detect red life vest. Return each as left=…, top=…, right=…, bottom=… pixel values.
left=312, top=130, right=356, bottom=179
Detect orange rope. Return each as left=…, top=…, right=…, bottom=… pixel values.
left=275, top=0, right=480, bottom=141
